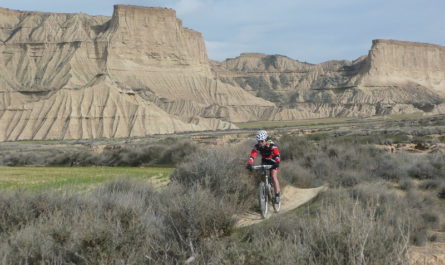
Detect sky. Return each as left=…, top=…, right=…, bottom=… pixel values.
left=0, top=0, right=444, bottom=63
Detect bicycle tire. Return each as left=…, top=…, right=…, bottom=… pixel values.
left=269, top=178, right=281, bottom=213
left=258, top=182, right=268, bottom=218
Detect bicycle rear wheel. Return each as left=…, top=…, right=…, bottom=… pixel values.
left=258, top=182, right=268, bottom=218
left=269, top=180, right=281, bottom=213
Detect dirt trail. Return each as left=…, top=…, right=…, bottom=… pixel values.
left=409, top=242, right=445, bottom=265
left=235, top=185, right=328, bottom=228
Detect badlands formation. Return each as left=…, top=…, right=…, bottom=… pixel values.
left=212, top=40, right=445, bottom=117
left=0, top=5, right=444, bottom=141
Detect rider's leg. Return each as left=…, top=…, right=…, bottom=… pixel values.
left=271, top=168, right=280, bottom=195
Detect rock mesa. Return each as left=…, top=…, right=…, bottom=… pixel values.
left=0, top=5, right=444, bottom=141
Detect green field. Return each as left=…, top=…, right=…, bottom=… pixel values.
left=235, top=113, right=428, bottom=129
left=0, top=166, right=174, bottom=191
left=235, top=117, right=353, bottom=129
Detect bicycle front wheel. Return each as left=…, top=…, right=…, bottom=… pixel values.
left=258, top=182, right=268, bottom=218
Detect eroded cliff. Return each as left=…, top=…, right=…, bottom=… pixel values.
left=212, top=40, right=445, bottom=117
left=357, top=40, right=445, bottom=94
left=0, top=5, right=444, bottom=141
left=0, top=5, right=270, bottom=141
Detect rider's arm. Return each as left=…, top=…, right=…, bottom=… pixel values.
left=271, top=146, right=281, bottom=164
left=248, top=148, right=258, bottom=165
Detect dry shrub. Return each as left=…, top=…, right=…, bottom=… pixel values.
left=2, top=183, right=427, bottom=264
left=160, top=183, right=236, bottom=250
left=94, top=141, right=196, bottom=167
left=333, top=170, right=362, bottom=188
left=420, top=212, right=440, bottom=230
left=371, top=152, right=411, bottom=181
left=172, top=143, right=256, bottom=209
left=0, top=179, right=237, bottom=265
left=438, top=186, right=445, bottom=199
left=152, top=141, right=198, bottom=166
left=418, top=179, right=442, bottom=190
left=279, top=135, right=315, bottom=160
left=277, top=134, right=444, bottom=188
left=218, top=187, right=411, bottom=265
left=0, top=139, right=196, bottom=167
left=411, top=229, right=428, bottom=246
left=407, top=153, right=445, bottom=180
left=0, top=191, right=82, bottom=235
left=399, top=178, right=416, bottom=191
left=279, top=161, right=320, bottom=188
left=351, top=182, right=445, bottom=246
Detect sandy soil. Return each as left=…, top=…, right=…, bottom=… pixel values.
left=235, top=185, right=328, bottom=228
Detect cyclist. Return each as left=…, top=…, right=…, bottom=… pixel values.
left=246, top=130, right=281, bottom=203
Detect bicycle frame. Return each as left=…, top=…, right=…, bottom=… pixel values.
left=252, top=165, right=274, bottom=191
left=252, top=164, right=277, bottom=218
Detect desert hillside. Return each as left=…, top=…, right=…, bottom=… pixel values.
left=0, top=5, right=274, bottom=141
left=0, top=5, right=444, bottom=141
left=212, top=39, right=445, bottom=115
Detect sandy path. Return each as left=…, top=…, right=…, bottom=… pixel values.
left=409, top=242, right=445, bottom=265
left=235, top=185, right=328, bottom=228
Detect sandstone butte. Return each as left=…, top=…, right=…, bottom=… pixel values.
left=0, top=5, right=444, bottom=141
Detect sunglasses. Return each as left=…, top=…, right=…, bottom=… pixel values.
left=258, top=140, right=266, bottom=143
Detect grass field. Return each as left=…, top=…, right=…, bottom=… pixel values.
left=235, top=117, right=355, bottom=129
left=0, top=166, right=174, bottom=191
left=235, top=113, right=428, bottom=129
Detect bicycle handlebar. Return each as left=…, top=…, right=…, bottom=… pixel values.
left=252, top=165, right=273, bottom=170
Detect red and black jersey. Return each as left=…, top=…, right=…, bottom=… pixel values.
left=248, top=142, right=281, bottom=165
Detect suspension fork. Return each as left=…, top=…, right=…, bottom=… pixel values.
left=260, top=169, right=273, bottom=196
left=260, top=169, right=268, bottom=183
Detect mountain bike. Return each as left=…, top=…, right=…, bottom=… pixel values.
left=252, top=165, right=281, bottom=218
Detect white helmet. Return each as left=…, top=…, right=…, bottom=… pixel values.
left=256, top=130, right=268, bottom=141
